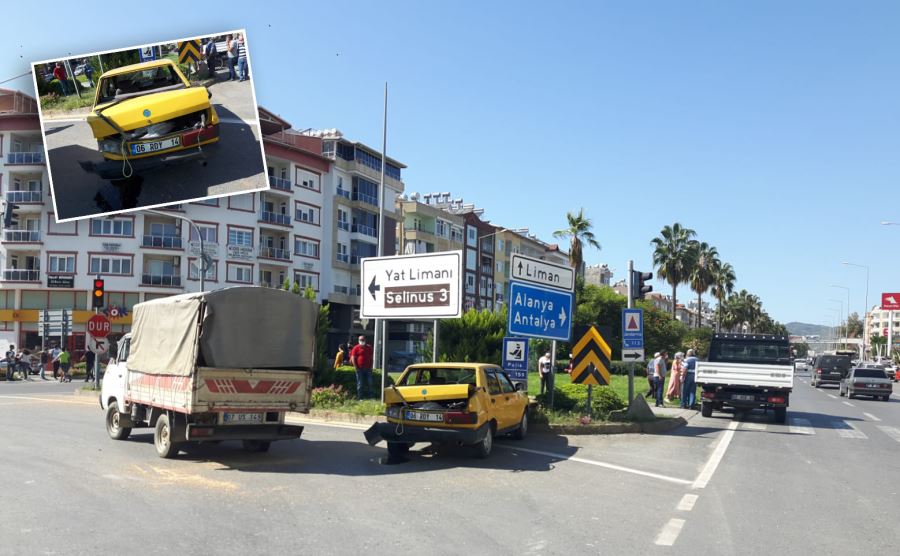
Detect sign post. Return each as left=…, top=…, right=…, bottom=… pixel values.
left=883, top=293, right=900, bottom=359
left=88, top=314, right=110, bottom=389
left=570, top=326, right=613, bottom=418
left=502, top=337, right=530, bottom=390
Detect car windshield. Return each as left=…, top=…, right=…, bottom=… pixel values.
left=97, top=65, right=185, bottom=104
left=708, top=340, right=792, bottom=365
left=817, top=356, right=851, bottom=370
left=398, top=367, right=477, bottom=386
left=854, top=369, right=886, bottom=379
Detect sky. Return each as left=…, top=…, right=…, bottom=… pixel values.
left=2, top=1, right=899, bottom=326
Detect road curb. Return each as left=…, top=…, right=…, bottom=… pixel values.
left=289, top=409, right=385, bottom=425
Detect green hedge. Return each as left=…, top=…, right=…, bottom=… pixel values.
left=314, top=366, right=393, bottom=396
left=536, top=383, right=625, bottom=417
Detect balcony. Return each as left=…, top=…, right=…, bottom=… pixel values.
left=6, top=152, right=44, bottom=165
left=268, top=175, right=292, bottom=193
left=350, top=255, right=360, bottom=265
left=351, top=224, right=377, bottom=238
left=352, top=191, right=378, bottom=207
left=2, top=269, right=40, bottom=281
left=259, top=211, right=291, bottom=227
left=336, top=187, right=351, bottom=200
left=404, top=225, right=434, bottom=236
left=258, top=245, right=291, bottom=261
left=2, top=230, right=41, bottom=243
left=5, top=190, right=42, bottom=203
left=141, top=274, right=182, bottom=287
left=336, top=253, right=350, bottom=264
left=142, top=235, right=183, bottom=249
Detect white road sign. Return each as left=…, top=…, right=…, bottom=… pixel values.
left=511, top=253, right=574, bottom=292
left=360, top=251, right=462, bottom=319
left=622, top=348, right=645, bottom=363
left=87, top=334, right=110, bottom=355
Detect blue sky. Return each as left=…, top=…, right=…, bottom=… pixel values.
left=2, top=1, right=898, bottom=326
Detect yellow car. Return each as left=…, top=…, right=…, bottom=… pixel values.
left=82, top=59, right=219, bottom=179
left=364, top=363, right=529, bottom=458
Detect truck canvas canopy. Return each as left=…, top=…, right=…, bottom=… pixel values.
left=127, top=287, right=318, bottom=376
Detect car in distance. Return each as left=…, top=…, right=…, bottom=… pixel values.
left=364, top=363, right=528, bottom=458
left=839, top=366, right=893, bottom=401
left=794, top=358, right=809, bottom=375
left=811, top=355, right=852, bottom=388
left=83, top=59, right=220, bottom=180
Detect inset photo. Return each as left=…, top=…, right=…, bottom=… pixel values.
left=32, top=30, right=267, bottom=222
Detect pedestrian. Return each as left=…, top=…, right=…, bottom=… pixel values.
left=54, top=347, right=72, bottom=382
left=17, top=348, right=32, bottom=380
left=646, top=353, right=659, bottom=398
left=4, top=345, right=15, bottom=381
left=333, top=344, right=346, bottom=370
left=83, top=59, right=95, bottom=87
left=203, top=37, right=218, bottom=78
left=82, top=350, right=96, bottom=382
left=53, top=62, right=69, bottom=95
left=349, top=335, right=374, bottom=399
left=653, top=350, right=669, bottom=407
left=50, top=345, right=61, bottom=379
left=225, top=34, right=239, bottom=81
left=538, top=351, right=553, bottom=395
left=565, top=353, right=574, bottom=374
left=666, top=352, right=684, bottom=401
left=236, top=33, right=249, bottom=81
left=39, top=349, right=48, bottom=380
left=681, top=349, right=699, bottom=409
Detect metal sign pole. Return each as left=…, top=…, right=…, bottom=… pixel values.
left=380, top=320, right=387, bottom=402
left=550, top=340, right=556, bottom=410
left=93, top=306, right=101, bottom=389
left=587, top=384, right=593, bottom=419
left=432, top=319, right=438, bottom=363
left=627, top=259, right=635, bottom=402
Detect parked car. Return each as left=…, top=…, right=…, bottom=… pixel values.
left=839, top=366, right=893, bottom=400
left=364, top=363, right=528, bottom=458
left=811, top=355, right=852, bottom=387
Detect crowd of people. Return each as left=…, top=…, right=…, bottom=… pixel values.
left=202, top=33, right=250, bottom=82
left=2, top=344, right=99, bottom=383
left=645, top=349, right=699, bottom=409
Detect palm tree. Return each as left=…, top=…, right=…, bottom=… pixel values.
left=688, top=241, right=720, bottom=328
left=554, top=208, right=601, bottom=279
left=710, top=262, right=736, bottom=332
left=651, top=223, right=697, bottom=319
left=731, top=289, right=762, bottom=332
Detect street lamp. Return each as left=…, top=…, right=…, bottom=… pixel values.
left=842, top=262, right=870, bottom=359
left=829, top=284, right=851, bottom=347
left=827, top=298, right=843, bottom=346
left=143, top=209, right=209, bottom=293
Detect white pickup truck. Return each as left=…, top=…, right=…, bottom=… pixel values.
left=100, top=286, right=318, bottom=458
left=696, top=333, right=794, bottom=423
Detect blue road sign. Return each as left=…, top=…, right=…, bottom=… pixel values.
left=502, top=337, right=530, bottom=383
left=622, top=308, right=644, bottom=349
left=507, top=281, right=574, bottom=341
left=139, top=46, right=157, bottom=62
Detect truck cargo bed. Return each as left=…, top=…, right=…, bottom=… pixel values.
left=696, top=361, right=793, bottom=389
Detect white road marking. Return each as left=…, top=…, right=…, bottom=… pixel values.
left=832, top=421, right=867, bottom=439
left=0, top=395, right=96, bottom=406
left=827, top=394, right=838, bottom=399
left=676, top=494, right=699, bottom=511
left=789, top=418, right=815, bottom=435
left=742, top=423, right=767, bottom=431
left=497, top=445, right=693, bottom=485
left=843, top=401, right=855, bottom=407
left=863, top=413, right=881, bottom=422
left=876, top=426, right=900, bottom=443
left=287, top=418, right=369, bottom=431
left=654, top=518, right=686, bottom=546
left=692, top=421, right=738, bottom=489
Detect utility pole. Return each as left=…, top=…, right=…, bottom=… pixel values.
left=627, top=259, right=634, bottom=403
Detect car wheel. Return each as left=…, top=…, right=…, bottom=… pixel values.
left=474, top=423, right=495, bottom=459
left=512, top=411, right=528, bottom=440
left=847, top=390, right=853, bottom=400
left=242, top=440, right=271, bottom=453
left=701, top=401, right=713, bottom=418
left=154, top=414, right=179, bottom=459
left=839, top=387, right=845, bottom=397
left=386, top=442, right=411, bottom=456
left=105, top=400, right=131, bottom=440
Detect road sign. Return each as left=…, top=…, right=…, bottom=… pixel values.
left=178, top=40, right=202, bottom=64
left=507, top=281, right=573, bottom=341
left=623, top=348, right=645, bottom=362
left=622, top=308, right=644, bottom=349
left=882, top=293, right=900, bottom=311
left=139, top=46, right=156, bottom=62
left=570, top=326, right=612, bottom=386
left=510, top=253, right=574, bottom=292
left=88, top=334, right=110, bottom=355
left=502, top=337, right=530, bottom=383
left=360, top=251, right=462, bottom=318
left=87, top=315, right=111, bottom=338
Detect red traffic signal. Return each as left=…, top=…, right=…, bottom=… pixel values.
left=92, top=278, right=105, bottom=309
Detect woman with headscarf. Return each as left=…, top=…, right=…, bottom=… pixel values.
left=666, top=351, right=685, bottom=401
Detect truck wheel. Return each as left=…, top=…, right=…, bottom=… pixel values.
left=512, top=411, right=528, bottom=440
left=386, top=442, right=410, bottom=456
left=154, top=414, right=179, bottom=459
left=474, top=423, right=495, bottom=459
left=242, top=440, right=271, bottom=453
left=105, top=401, right=131, bottom=440
left=774, top=407, right=787, bottom=424
left=847, top=390, right=854, bottom=400
left=701, top=401, right=713, bottom=418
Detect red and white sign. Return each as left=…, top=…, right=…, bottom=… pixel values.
left=88, top=335, right=110, bottom=355
left=882, top=293, right=900, bottom=311
left=884, top=328, right=889, bottom=337
left=87, top=314, right=111, bottom=338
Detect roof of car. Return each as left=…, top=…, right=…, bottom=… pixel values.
left=101, top=58, right=178, bottom=77
left=405, top=362, right=494, bottom=369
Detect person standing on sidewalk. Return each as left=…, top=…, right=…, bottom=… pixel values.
left=4, top=345, right=15, bottom=381
left=646, top=353, right=659, bottom=398
left=349, top=335, right=374, bottom=399
left=538, top=351, right=553, bottom=395
left=50, top=345, right=61, bottom=379
left=681, top=349, right=699, bottom=409
left=225, top=34, right=239, bottom=81
left=82, top=350, right=96, bottom=382
left=236, top=33, right=249, bottom=81
left=666, top=352, right=684, bottom=401
left=39, top=349, right=48, bottom=380
left=54, top=347, right=72, bottom=382
left=653, top=350, right=669, bottom=407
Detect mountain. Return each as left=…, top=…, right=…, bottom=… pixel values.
left=786, top=322, right=834, bottom=337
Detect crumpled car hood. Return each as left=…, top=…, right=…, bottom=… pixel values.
left=87, top=87, right=212, bottom=139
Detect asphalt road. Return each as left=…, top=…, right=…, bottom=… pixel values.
left=43, top=79, right=266, bottom=221
left=1, top=376, right=897, bottom=555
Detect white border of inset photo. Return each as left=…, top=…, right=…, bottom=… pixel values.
left=31, top=28, right=268, bottom=223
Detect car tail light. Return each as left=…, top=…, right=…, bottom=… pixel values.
left=701, top=391, right=715, bottom=399
left=816, top=368, right=822, bottom=374
left=854, top=382, right=866, bottom=388
left=444, top=412, right=478, bottom=425
left=189, top=426, right=214, bottom=438
left=767, top=396, right=785, bottom=404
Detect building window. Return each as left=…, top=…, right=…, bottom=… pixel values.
left=189, top=224, right=218, bottom=244
left=294, top=271, right=319, bottom=292
left=188, top=259, right=218, bottom=281
left=295, top=168, right=320, bottom=192
left=48, top=254, right=75, bottom=274
left=192, top=197, right=219, bottom=206
left=227, top=228, right=253, bottom=246
left=227, top=263, right=253, bottom=284
left=228, top=194, right=254, bottom=212
left=337, top=209, right=349, bottom=231
left=466, top=226, right=477, bottom=247
left=91, top=218, right=133, bottom=237
left=47, top=213, right=77, bottom=235
left=466, top=250, right=476, bottom=271
left=89, top=255, right=132, bottom=276
left=295, top=203, right=320, bottom=225
left=336, top=242, right=349, bottom=263
left=351, top=177, right=379, bottom=206
left=294, top=237, right=320, bottom=259
left=435, top=219, right=448, bottom=238
left=466, top=274, right=476, bottom=294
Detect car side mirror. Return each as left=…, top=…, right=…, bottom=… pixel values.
left=514, top=382, right=524, bottom=391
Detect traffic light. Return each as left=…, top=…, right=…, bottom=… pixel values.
left=92, top=278, right=105, bottom=309
left=630, top=270, right=653, bottom=300
left=3, top=202, right=19, bottom=228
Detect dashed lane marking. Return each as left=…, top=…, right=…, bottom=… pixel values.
left=676, top=494, right=699, bottom=511
left=742, top=423, right=767, bottom=431
left=0, top=395, right=96, bottom=407
left=876, top=426, right=900, bottom=443
left=654, top=518, right=686, bottom=546
left=692, top=421, right=738, bottom=489
left=827, top=394, right=838, bottom=399
left=832, top=421, right=867, bottom=439
left=788, top=418, right=814, bottom=435
left=863, top=413, right=881, bottom=422
left=843, top=401, right=855, bottom=407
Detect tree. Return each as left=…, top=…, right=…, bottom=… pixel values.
left=554, top=208, right=601, bottom=282
left=687, top=241, right=720, bottom=328
left=651, top=223, right=697, bottom=319
left=431, top=307, right=508, bottom=364
left=845, top=312, right=864, bottom=338
left=291, top=281, right=301, bottom=295
left=282, top=277, right=292, bottom=291
left=710, top=262, right=736, bottom=332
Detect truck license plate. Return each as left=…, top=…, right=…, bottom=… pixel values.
left=130, top=136, right=180, bottom=155
left=223, top=412, right=262, bottom=424
left=404, top=410, right=443, bottom=422
left=733, top=394, right=755, bottom=401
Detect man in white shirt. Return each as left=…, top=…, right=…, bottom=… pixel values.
left=538, top=352, right=553, bottom=395
left=653, top=350, right=669, bottom=407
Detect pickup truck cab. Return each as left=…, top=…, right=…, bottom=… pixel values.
left=696, top=333, right=793, bottom=423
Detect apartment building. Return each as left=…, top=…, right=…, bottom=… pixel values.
left=493, top=228, right=569, bottom=308
left=865, top=306, right=899, bottom=346
left=585, top=263, right=614, bottom=287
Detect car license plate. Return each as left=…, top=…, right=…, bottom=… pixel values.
left=733, top=394, right=755, bottom=401
left=130, top=136, right=180, bottom=155
left=867, top=384, right=879, bottom=388
left=404, top=410, right=444, bottom=422
left=223, top=412, right=262, bottom=424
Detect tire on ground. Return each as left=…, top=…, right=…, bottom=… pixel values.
left=701, top=401, right=713, bottom=418
left=105, top=400, right=131, bottom=440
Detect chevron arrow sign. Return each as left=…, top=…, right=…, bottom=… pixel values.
left=570, top=325, right=612, bottom=386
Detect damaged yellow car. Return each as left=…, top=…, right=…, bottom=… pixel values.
left=82, top=59, right=219, bottom=179
left=364, top=363, right=529, bottom=458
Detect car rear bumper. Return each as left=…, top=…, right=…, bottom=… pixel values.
left=364, top=421, right=490, bottom=447
left=85, top=125, right=220, bottom=179
left=186, top=423, right=303, bottom=441
left=848, top=387, right=892, bottom=397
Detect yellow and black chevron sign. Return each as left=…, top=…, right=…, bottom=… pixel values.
left=570, top=326, right=612, bottom=386
left=178, top=40, right=202, bottom=64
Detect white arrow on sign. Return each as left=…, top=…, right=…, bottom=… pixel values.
left=559, top=307, right=567, bottom=327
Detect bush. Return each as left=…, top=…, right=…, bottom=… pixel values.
left=536, top=383, right=625, bottom=417
left=310, top=384, right=350, bottom=408
left=313, top=366, right=392, bottom=396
